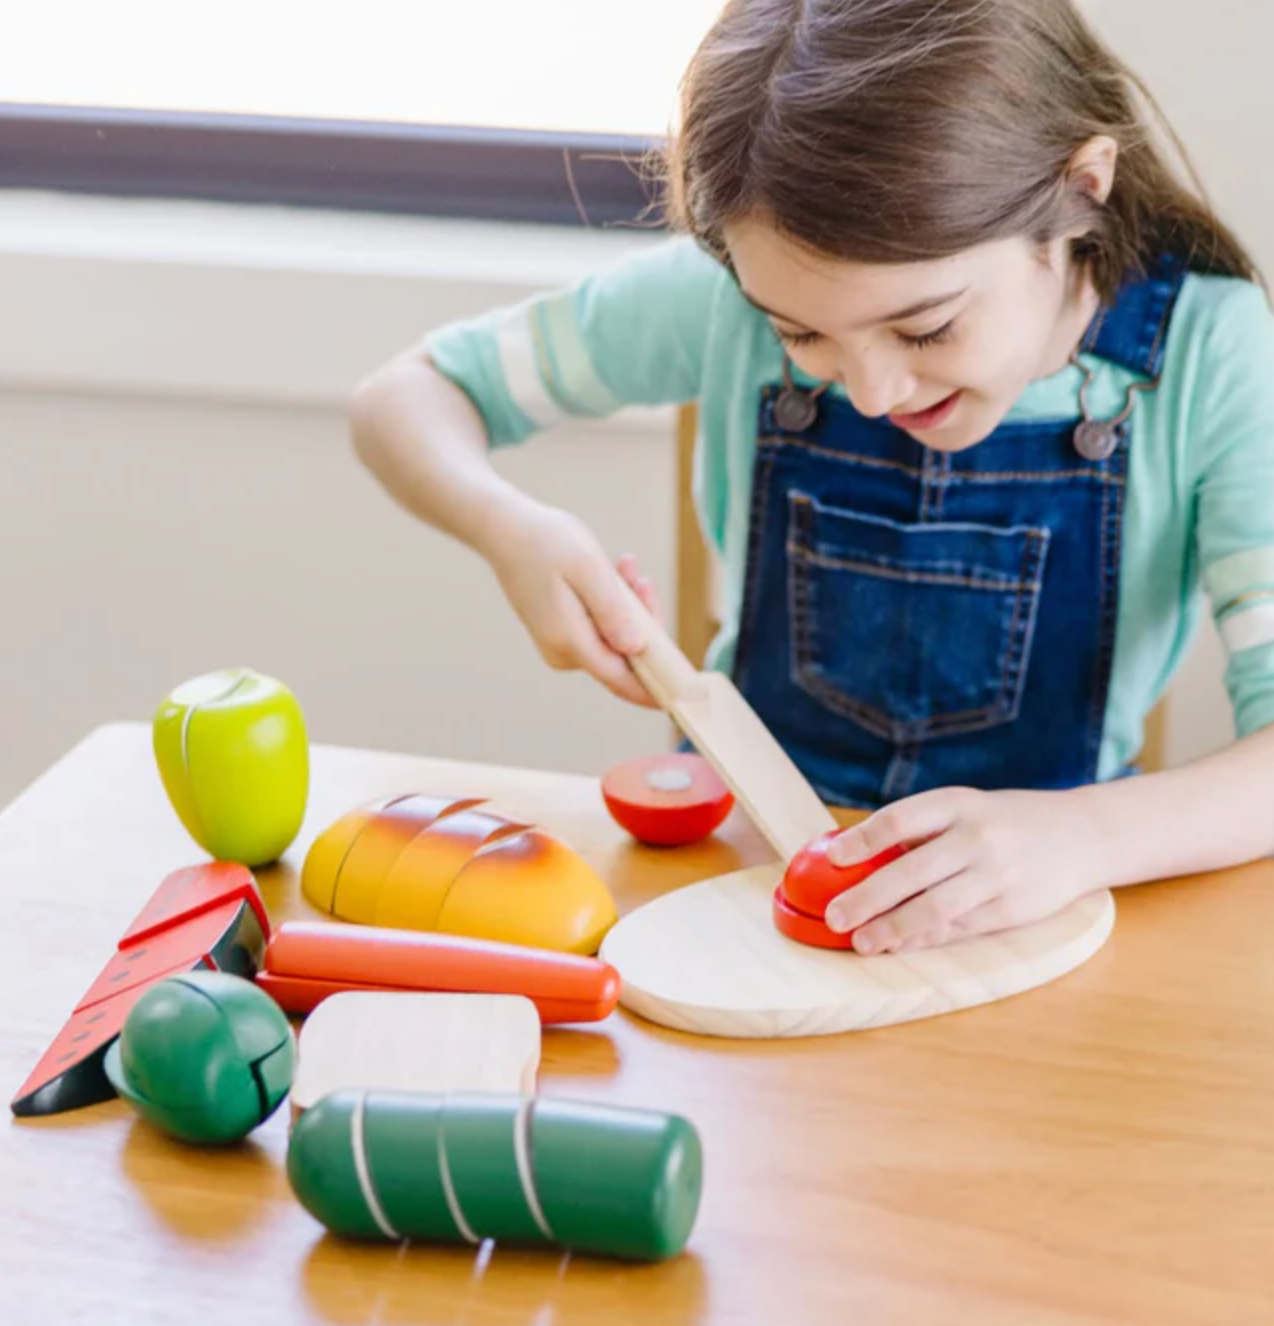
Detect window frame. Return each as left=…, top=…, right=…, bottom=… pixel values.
left=0, top=102, right=667, bottom=228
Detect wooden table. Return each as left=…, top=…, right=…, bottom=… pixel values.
left=4, top=723, right=1274, bottom=1325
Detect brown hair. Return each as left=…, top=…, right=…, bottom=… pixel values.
left=663, top=0, right=1259, bottom=299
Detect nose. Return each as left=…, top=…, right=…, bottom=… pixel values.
left=839, top=351, right=917, bottom=419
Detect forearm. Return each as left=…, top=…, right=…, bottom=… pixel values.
left=1073, top=724, right=1274, bottom=888
left=349, top=352, right=537, bottom=560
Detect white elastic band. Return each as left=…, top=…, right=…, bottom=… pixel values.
left=437, top=1122, right=480, bottom=1245
left=514, top=1096, right=556, bottom=1241
left=1220, top=601, right=1274, bottom=655
left=350, top=1092, right=401, bottom=1240
left=495, top=311, right=566, bottom=429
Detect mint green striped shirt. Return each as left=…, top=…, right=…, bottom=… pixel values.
left=426, top=238, right=1274, bottom=778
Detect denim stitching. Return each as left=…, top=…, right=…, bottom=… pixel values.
left=787, top=547, right=1043, bottom=594
left=763, top=437, right=1123, bottom=485
left=995, top=531, right=1050, bottom=721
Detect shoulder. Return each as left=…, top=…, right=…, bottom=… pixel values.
left=1167, top=271, right=1274, bottom=364
left=576, top=234, right=737, bottom=312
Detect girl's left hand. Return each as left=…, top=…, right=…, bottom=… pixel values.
left=822, top=787, right=1106, bottom=954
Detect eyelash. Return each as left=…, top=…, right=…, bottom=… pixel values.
left=776, top=328, right=822, bottom=348
left=896, top=320, right=956, bottom=350
left=776, top=320, right=957, bottom=351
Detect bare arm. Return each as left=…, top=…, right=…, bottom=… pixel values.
left=1076, top=723, right=1274, bottom=885
left=349, top=350, right=533, bottom=561
left=348, top=350, right=659, bottom=706
left=812, top=726, right=1274, bottom=954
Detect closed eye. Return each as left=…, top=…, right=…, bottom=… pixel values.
left=775, top=327, right=822, bottom=348
left=897, top=319, right=956, bottom=350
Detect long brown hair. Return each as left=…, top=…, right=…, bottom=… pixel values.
left=663, top=0, right=1259, bottom=299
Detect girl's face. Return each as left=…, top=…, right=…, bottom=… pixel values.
left=724, top=217, right=1099, bottom=452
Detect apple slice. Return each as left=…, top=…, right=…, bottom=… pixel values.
left=601, top=754, right=734, bottom=847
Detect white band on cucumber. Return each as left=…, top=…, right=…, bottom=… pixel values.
left=436, top=1121, right=481, bottom=1245
left=351, top=1091, right=401, bottom=1241
left=514, top=1096, right=556, bottom=1242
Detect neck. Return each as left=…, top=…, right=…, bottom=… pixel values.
left=1035, top=255, right=1103, bottom=380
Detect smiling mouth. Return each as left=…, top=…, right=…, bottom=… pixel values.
left=888, top=391, right=962, bottom=431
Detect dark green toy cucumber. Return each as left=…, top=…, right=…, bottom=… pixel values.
left=287, top=1089, right=703, bottom=1262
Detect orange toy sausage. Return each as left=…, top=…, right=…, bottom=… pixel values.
left=257, top=921, right=621, bottom=1025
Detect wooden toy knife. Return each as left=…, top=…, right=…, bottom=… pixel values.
left=615, top=577, right=838, bottom=862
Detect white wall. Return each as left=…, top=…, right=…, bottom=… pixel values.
left=1, top=0, right=1269, bottom=807
left=0, top=200, right=679, bottom=807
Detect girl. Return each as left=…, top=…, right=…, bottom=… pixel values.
left=350, top=0, right=1274, bottom=956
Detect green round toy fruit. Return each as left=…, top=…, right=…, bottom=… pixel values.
left=153, top=667, right=309, bottom=867
left=104, top=971, right=295, bottom=1144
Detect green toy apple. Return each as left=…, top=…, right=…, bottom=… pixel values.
left=154, top=668, right=309, bottom=867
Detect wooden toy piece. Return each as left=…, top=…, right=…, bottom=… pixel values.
left=103, top=970, right=295, bottom=1144
left=287, top=1088, right=703, bottom=1262
left=301, top=795, right=618, bottom=955
left=601, top=753, right=735, bottom=847
left=289, top=992, right=542, bottom=1113
left=255, top=920, right=621, bottom=1025
left=11, top=863, right=270, bottom=1117
left=153, top=668, right=309, bottom=867
left=772, top=831, right=906, bottom=949
left=598, top=863, right=1116, bottom=1039
left=613, top=577, right=838, bottom=863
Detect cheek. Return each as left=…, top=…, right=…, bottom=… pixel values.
left=943, top=320, right=1036, bottom=396
left=785, top=343, right=841, bottom=382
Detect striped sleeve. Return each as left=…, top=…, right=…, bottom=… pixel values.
left=423, top=236, right=728, bottom=447
left=1192, top=280, right=1274, bottom=738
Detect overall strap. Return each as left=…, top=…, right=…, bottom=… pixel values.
left=1079, top=251, right=1188, bottom=382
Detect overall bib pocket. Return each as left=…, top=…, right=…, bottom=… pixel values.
left=787, top=492, right=1050, bottom=744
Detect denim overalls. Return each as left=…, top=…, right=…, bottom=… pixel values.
left=730, top=254, right=1187, bottom=810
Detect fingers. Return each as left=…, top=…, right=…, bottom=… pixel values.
left=571, top=552, right=647, bottom=656
left=825, top=826, right=971, bottom=941
left=848, top=870, right=1001, bottom=954
left=826, top=790, right=966, bottom=867
left=547, top=586, right=659, bottom=708
left=617, top=553, right=664, bottom=624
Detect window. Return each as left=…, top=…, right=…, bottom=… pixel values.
left=2, top=0, right=725, bottom=225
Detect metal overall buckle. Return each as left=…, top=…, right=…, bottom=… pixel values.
left=774, top=357, right=831, bottom=433
left=1069, top=349, right=1156, bottom=462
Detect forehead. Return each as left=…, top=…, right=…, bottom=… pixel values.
left=723, top=216, right=1008, bottom=327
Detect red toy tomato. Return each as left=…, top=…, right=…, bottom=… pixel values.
left=771, top=886, right=856, bottom=950
left=781, top=830, right=905, bottom=918
left=772, top=829, right=905, bottom=948
left=601, top=753, right=734, bottom=847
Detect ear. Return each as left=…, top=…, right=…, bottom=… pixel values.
left=1067, top=135, right=1119, bottom=207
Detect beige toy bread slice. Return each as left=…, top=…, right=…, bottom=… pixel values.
left=289, top=991, right=542, bottom=1113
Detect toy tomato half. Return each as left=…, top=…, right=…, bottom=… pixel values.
left=601, top=754, right=734, bottom=847
left=781, top=830, right=905, bottom=918
left=773, top=829, right=905, bottom=948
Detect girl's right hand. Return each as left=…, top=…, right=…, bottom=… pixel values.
left=484, top=502, right=664, bottom=708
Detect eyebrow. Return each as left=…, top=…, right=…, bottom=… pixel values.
left=740, top=286, right=970, bottom=330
